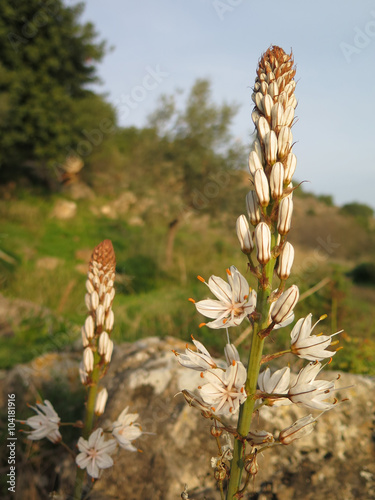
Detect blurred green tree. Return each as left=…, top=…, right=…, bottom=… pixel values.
left=148, top=79, right=245, bottom=267
left=0, top=1, right=116, bottom=186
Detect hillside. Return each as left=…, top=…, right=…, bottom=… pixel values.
left=1, top=173, right=375, bottom=376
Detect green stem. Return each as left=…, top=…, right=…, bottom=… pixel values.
left=73, top=354, right=101, bottom=500
left=226, top=247, right=276, bottom=499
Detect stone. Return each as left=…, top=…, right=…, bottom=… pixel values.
left=2, top=337, right=375, bottom=500
left=51, top=199, right=77, bottom=220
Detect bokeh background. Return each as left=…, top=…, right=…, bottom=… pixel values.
left=1, top=1, right=375, bottom=498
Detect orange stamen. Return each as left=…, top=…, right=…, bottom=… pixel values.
left=188, top=298, right=196, bottom=303
left=172, top=350, right=178, bottom=356
left=244, top=295, right=248, bottom=299
left=232, top=360, right=236, bottom=366
left=328, top=357, right=333, bottom=364
left=197, top=275, right=205, bottom=283
left=199, top=322, right=206, bottom=328
left=226, top=268, right=231, bottom=275
left=200, top=372, right=204, bottom=378
left=211, top=407, right=216, bottom=412
left=223, top=318, right=227, bottom=324
left=335, top=346, right=344, bottom=352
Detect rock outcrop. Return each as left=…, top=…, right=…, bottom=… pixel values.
left=1, top=337, right=374, bottom=499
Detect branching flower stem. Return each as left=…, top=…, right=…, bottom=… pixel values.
left=73, top=354, right=101, bottom=500
left=226, top=236, right=276, bottom=499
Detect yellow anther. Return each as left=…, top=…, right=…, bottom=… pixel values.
left=319, top=314, right=328, bottom=321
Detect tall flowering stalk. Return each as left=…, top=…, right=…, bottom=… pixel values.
left=175, top=46, right=343, bottom=500
left=19, top=240, right=143, bottom=499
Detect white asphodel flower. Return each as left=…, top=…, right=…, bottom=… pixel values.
left=173, top=337, right=217, bottom=371
left=194, top=266, right=257, bottom=329
left=21, top=400, right=61, bottom=443
left=257, top=367, right=291, bottom=406
left=291, top=314, right=341, bottom=361
left=288, top=361, right=336, bottom=410
left=199, top=360, right=247, bottom=416
left=76, top=428, right=117, bottom=478
left=112, top=407, right=142, bottom=452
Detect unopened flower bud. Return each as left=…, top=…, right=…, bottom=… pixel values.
left=79, top=361, right=88, bottom=385
left=270, top=162, right=285, bottom=199
left=254, top=169, right=270, bottom=207
left=276, top=242, right=295, bottom=280
left=236, top=215, right=253, bottom=254
left=95, top=388, right=108, bottom=416
left=246, top=430, right=274, bottom=446
left=255, top=222, right=271, bottom=265
left=268, top=80, right=279, bottom=98
left=85, top=293, right=91, bottom=311
left=105, top=309, right=114, bottom=331
left=264, top=130, right=278, bottom=165
left=81, top=327, right=89, bottom=347
left=277, top=126, right=293, bottom=158
left=103, top=292, right=112, bottom=311
left=283, top=105, right=294, bottom=127
left=98, top=283, right=106, bottom=299
left=279, top=415, right=316, bottom=445
left=271, top=102, right=284, bottom=130
left=86, top=279, right=94, bottom=294
left=256, top=116, right=270, bottom=143
left=98, top=331, right=110, bottom=355
left=284, top=153, right=297, bottom=183
left=96, top=304, right=105, bottom=326
left=278, top=198, right=293, bottom=235
left=248, top=151, right=263, bottom=176
left=90, top=291, right=99, bottom=311
left=255, top=92, right=263, bottom=112
left=83, top=347, right=94, bottom=373
left=288, top=94, right=298, bottom=109
left=271, top=285, right=299, bottom=324
left=104, top=340, right=114, bottom=363
left=246, top=191, right=261, bottom=226
left=263, top=94, right=273, bottom=119
left=253, top=139, right=264, bottom=165
left=84, top=315, right=95, bottom=340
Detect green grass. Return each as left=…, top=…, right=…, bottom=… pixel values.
left=0, top=188, right=374, bottom=375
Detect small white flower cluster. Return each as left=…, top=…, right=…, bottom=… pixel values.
left=19, top=400, right=62, bottom=443
left=19, top=240, right=144, bottom=488
left=76, top=407, right=143, bottom=478
left=20, top=399, right=143, bottom=479
left=175, top=339, right=247, bottom=416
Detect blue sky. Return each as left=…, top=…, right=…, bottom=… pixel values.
left=80, top=0, right=375, bottom=208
